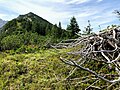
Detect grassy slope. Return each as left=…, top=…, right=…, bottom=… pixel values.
left=0, top=48, right=73, bottom=90
left=0, top=48, right=120, bottom=90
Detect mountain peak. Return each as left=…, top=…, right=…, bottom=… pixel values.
left=27, top=12, right=37, bottom=16
left=17, top=12, right=39, bottom=21
left=2, top=12, right=54, bottom=35
left=17, top=12, right=43, bottom=21
left=28, top=12, right=34, bottom=14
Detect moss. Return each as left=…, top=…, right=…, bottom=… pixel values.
left=0, top=48, right=120, bottom=89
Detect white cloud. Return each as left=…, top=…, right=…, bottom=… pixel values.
left=1, top=0, right=71, bottom=24
left=46, top=0, right=65, bottom=3
left=76, top=10, right=98, bottom=18
left=0, top=13, right=18, bottom=20
left=97, top=0, right=103, bottom=2
left=0, top=0, right=119, bottom=32
left=67, top=0, right=91, bottom=4
left=0, top=14, right=6, bottom=18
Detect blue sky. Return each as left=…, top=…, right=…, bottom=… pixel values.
left=0, top=0, right=120, bottom=32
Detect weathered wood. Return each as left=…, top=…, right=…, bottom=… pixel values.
left=54, top=27, right=120, bottom=84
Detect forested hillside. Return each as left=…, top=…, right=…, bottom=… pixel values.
left=0, top=12, right=78, bottom=51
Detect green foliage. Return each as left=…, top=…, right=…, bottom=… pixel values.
left=50, top=24, right=62, bottom=39
left=0, top=32, right=47, bottom=50
left=0, top=12, right=75, bottom=51
left=0, top=48, right=119, bottom=90
left=0, top=49, right=70, bottom=89
left=1, top=35, right=24, bottom=50
left=15, top=45, right=38, bottom=54
left=1, top=12, right=52, bottom=36
left=67, top=16, right=81, bottom=36
left=58, top=22, right=62, bottom=29
left=0, top=11, right=120, bottom=90
left=22, top=31, right=44, bottom=45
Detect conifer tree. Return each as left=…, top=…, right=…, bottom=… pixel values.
left=67, top=16, right=80, bottom=36
left=58, top=22, right=62, bottom=29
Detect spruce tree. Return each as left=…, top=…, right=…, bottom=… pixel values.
left=67, top=16, right=80, bottom=36
left=58, top=22, right=62, bottom=29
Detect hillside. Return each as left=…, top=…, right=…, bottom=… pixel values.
left=1, top=12, right=55, bottom=35
left=1, top=12, right=73, bottom=38
left=0, top=45, right=120, bottom=90
left=0, top=12, right=74, bottom=51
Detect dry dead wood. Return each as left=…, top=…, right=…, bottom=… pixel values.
left=53, top=27, right=120, bottom=86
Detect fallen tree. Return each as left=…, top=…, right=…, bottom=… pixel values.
left=52, top=26, right=120, bottom=89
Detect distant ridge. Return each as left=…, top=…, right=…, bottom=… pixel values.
left=0, top=19, right=7, bottom=28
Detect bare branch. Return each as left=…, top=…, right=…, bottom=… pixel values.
left=54, top=27, right=120, bottom=88
left=60, top=57, right=120, bottom=83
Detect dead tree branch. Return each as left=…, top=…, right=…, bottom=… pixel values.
left=54, top=27, right=120, bottom=88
